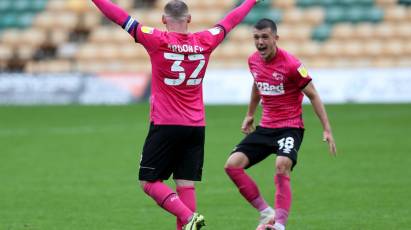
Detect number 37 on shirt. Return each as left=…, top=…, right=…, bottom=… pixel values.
left=163, top=52, right=206, bottom=86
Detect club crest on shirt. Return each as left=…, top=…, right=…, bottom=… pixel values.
left=297, top=64, right=308, bottom=78
left=141, top=26, right=154, bottom=34
left=272, top=72, right=284, bottom=81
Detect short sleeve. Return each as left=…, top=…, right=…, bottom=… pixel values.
left=289, top=62, right=312, bottom=89
left=197, top=26, right=226, bottom=52
left=134, top=24, right=162, bottom=52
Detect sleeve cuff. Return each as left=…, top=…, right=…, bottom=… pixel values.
left=300, top=78, right=312, bottom=90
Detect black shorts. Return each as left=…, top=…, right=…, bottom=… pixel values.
left=232, top=126, right=304, bottom=169
left=138, top=123, right=205, bottom=182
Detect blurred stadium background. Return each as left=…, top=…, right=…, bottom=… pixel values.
left=1, top=0, right=411, bottom=229
left=0, top=0, right=410, bottom=104
left=0, top=0, right=411, bottom=71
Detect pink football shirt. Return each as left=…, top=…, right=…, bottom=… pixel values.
left=128, top=23, right=225, bottom=126
left=248, top=47, right=312, bottom=129
left=92, top=0, right=258, bottom=126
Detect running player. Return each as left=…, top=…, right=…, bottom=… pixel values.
left=224, top=18, right=337, bottom=230
left=91, top=0, right=262, bottom=229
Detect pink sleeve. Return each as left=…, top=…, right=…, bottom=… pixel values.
left=217, top=0, right=257, bottom=35
left=290, top=61, right=312, bottom=89
left=92, top=0, right=128, bottom=25
left=92, top=0, right=138, bottom=36
left=135, top=24, right=162, bottom=51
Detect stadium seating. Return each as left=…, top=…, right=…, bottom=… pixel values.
left=399, top=0, right=411, bottom=6
left=0, top=0, right=48, bottom=30
left=0, top=0, right=410, bottom=73
left=243, top=1, right=283, bottom=25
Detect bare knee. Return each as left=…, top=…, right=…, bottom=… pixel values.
left=225, top=152, right=249, bottom=169
left=174, top=179, right=195, bottom=187
left=275, top=156, right=292, bottom=176
left=139, top=180, right=147, bottom=191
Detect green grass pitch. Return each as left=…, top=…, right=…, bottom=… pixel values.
left=1, top=104, right=411, bottom=230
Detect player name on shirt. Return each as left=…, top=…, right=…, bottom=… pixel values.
left=168, top=44, right=205, bottom=53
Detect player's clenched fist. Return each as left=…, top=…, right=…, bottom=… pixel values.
left=241, top=115, right=255, bottom=135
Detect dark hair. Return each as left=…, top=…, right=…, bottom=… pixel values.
left=254, top=18, right=277, bottom=34
left=164, top=0, right=189, bottom=20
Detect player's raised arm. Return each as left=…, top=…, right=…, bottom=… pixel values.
left=217, top=0, right=260, bottom=35
left=92, top=0, right=138, bottom=34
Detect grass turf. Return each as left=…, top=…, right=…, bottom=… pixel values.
left=0, top=104, right=410, bottom=230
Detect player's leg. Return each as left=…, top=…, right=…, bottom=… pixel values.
left=138, top=124, right=194, bottom=227
left=175, top=180, right=196, bottom=230
left=225, top=152, right=268, bottom=210
left=273, top=128, right=304, bottom=230
left=225, top=152, right=276, bottom=227
left=173, top=126, right=206, bottom=230
left=273, top=156, right=292, bottom=230
left=139, top=180, right=193, bottom=225
left=225, top=128, right=277, bottom=228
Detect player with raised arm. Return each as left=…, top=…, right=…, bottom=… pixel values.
left=91, top=0, right=262, bottom=229
left=224, top=19, right=337, bottom=230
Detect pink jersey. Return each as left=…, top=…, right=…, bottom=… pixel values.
left=130, top=22, right=225, bottom=126
left=91, top=0, right=258, bottom=126
left=248, top=48, right=312, bottom=129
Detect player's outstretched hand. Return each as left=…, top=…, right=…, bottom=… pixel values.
left=323, top=130, right=337, bottom=156
left=241, top=115, right=255, bottom=135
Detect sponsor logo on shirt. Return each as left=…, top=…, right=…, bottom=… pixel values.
left=256, top=81, right=285, bottom=95
left=208, top=27, right=221, bottom=36
left=297, top=64, right=308, bottom=78
left=141, top=26, right=154, bottom=34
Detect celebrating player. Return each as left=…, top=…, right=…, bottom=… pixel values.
left=91, top=0, right=261, bottom=229
left=224, top=18, right=337, bottom=230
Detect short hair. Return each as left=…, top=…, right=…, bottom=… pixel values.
left=164, top=0, right=189, bottom=20
left=254, top=18, right=277, bottom=34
